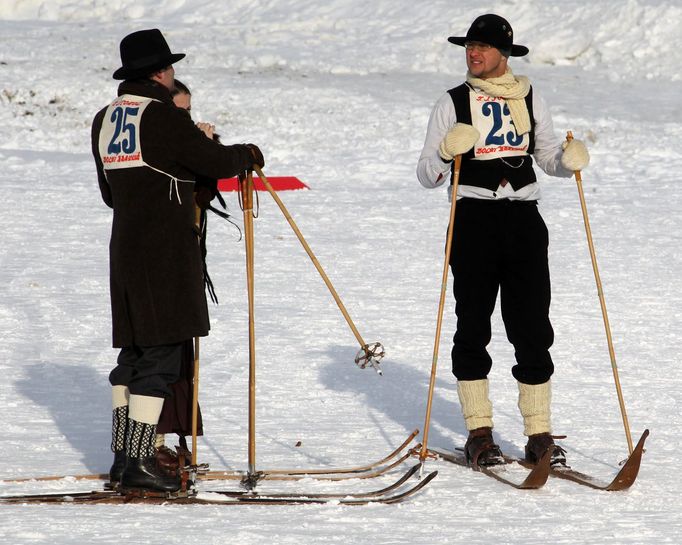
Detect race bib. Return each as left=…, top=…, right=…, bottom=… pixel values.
left=98, top=94, right=155, bottom=170
left=470, top=93, right=529, bottom=160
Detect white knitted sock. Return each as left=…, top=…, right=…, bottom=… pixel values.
left=518, top=381, right=552, bottom=436
left=128, top=394, right=164, bottom=425
left=457, top=379, right=494, bottom=431
left=111, top=385, right=129, bottom=410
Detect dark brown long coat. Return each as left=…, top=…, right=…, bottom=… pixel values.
left=92, top=80, right=252, bottom=348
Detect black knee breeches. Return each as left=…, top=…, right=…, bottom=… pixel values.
left=109, top=342, right=185, bottom=397
left=449, top=198, right=554, bottom=385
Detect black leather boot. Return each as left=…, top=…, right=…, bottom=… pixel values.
left=121, top=418, right=180, bottom=492
left=121, top=456, right=181, bottom=492
left=109, top=450, right=127, bottom=484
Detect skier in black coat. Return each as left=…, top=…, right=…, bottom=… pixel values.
left=92, top=29, right=264, bottom=492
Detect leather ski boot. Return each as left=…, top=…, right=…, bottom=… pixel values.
left=109, top=450, right=127, bottom=484
left=120, top=395, right=180, bottom=493
left=525, top=432, right=567, bottom=467
left=157, top=445, right=181, bottom=475
left=465, top=427, right=505, bottom=468
left=122, top=455, right=181, bottom=492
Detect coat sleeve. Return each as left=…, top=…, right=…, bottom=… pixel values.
left=91, top=109, right=113, bottom=208
left=161, top=108, right=253, bottom=180
left=416, top=93, right=457, bottom=189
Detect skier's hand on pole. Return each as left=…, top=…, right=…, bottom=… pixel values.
left=561, top=134, right=590, bottom=172
left=438, top=123, right=479, bottom=162
left=245, top=143, right=265, bottom=170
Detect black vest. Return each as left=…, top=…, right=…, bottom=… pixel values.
left=447, top=83, right=536, bottom=191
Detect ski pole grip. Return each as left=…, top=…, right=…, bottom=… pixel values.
left=565, top=131, right=582, bottom=180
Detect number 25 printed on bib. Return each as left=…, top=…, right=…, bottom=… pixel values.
left=470, top=94, right=529, bottom=160
left=99, top=95, right=154, bottom=170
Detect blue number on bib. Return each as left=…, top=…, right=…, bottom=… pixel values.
left=107, top=106, right=140, bottom=155
left=483, top=102, right=523, bottom=146
left=482, top=102, right=504, bottom=145
left=504, top=104, right=524, bottom=146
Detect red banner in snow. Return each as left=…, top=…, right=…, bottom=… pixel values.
left=217, top=176, right=309, bottom=192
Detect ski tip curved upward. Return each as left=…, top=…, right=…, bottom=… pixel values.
left=607, top=428, right=650, bottom=492
left=518, top=447, right=551, bottom=489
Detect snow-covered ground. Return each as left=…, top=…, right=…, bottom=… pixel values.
left=1, top=1, right=680, bottom=543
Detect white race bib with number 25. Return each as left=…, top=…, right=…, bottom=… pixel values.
left=470, top=93, right=529, bottom=160
left=99, top=94, right=156, bottom=170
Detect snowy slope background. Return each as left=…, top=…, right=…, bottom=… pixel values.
left=1, top=0, right=681, bottom=543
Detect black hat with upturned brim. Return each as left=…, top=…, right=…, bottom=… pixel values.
left=113, top=28, right=186, bottom=80
left=448, top=14, right=529, bottom=57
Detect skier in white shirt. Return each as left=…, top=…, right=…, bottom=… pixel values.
left=417, top=14, right=590, bottom=468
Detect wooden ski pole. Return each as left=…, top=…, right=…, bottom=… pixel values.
left=191, top=204, right=202, bottom=466
left=191, top=337, right=200, bottom=466
left=252, top=165, right=378, bottom=369
left=240, top=171, right=258, bottom=476
left=419, top=155, right=462, bottom=463
left=567, top=131, right=634, bottom=455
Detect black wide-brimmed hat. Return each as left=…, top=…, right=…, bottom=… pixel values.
left=113, top=28, right=186, bottom=80
left=448, top=14, right=528, bottom=57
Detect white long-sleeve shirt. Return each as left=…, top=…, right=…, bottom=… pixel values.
left=416, top=85, right=573, bottom=200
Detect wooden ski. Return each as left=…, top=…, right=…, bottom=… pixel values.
left=0, top=464, right=437, bottom=506
left=428, top=446, right=551, bottom=489
left=517, top=429, right=649, bottom=491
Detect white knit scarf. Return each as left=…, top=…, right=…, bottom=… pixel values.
left=466, top=68, right=532, bottom=135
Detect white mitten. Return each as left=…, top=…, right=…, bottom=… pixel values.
left=561, top=138, right=590, bottom=171
left=439, top=123, right=480, bottom=161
